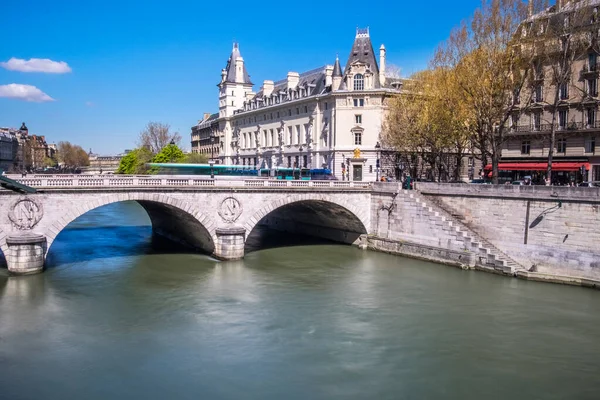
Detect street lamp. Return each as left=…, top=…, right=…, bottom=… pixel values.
left=209, top=159, right=215, bottom=179
left=375, top=141, right=381, bottom=182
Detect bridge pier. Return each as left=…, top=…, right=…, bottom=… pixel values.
left=5, top=233, right=47, bottom=275
left=214, top=227, right=246, bottom=260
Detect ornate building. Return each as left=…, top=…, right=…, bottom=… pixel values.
left=192, top=28, right=404, bottom=181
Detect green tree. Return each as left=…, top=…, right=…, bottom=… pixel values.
left=182, top=152, right=208, bottom=164
left=116, top=147, right=153, bottom=174
left=151, top=144, right=185, bottom=164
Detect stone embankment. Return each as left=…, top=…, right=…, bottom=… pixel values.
left=368, top=182, right=600, bottom=289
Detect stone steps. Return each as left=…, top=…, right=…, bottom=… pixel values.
left=404, top=190, right=525, bottom=274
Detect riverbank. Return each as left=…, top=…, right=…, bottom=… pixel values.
left=367, top=235, right=600, bottom=290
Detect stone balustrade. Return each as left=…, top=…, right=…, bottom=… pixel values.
left=3, top=175, right=371, bottom=190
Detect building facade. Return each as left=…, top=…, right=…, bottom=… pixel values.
left=191, top=112, right=219, bottom=160
left=192, top=28, right=404, bottom=181
left=501, top=0, right=600, bottom=184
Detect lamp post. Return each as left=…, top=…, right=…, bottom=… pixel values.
left=375, top=141, right=381, bottom=182
left=209, top=159, right=215, bottom=179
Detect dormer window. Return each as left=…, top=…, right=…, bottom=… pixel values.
left=354, top=74, right=364, bottom=91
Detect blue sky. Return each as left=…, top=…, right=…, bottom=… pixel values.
left=0, top=0, right=481, bottom=154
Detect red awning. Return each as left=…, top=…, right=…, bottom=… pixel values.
left=484, top=162, right=590, bottom=172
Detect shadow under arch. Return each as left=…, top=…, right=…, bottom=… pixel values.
left=45, top=197, right=216, bottom=266
left=244, top=199, right=368, bottom=254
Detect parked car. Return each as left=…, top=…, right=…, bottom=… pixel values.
left=512, top=180, right=525, bottom=185
left=470, top=179, right=491, bottom=184
left=579, top=181, right=600, bottom=187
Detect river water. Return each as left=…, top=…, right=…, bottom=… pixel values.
left=1, top=201, right=599, bottom=399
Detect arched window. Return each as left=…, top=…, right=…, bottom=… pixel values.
left=354, top=74, right=364, bottom=91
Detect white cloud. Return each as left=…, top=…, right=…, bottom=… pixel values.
left=0, top=84, right=55, bottom=102
left=0, top=57, right=72, bottom=73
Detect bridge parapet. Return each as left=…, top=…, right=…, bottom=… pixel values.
left=4, top=175, right=371, bottom=190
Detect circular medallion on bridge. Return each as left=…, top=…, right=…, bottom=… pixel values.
left=9, top=198, right=44, bottom=230
left=218, top=197, right=243, bottom=223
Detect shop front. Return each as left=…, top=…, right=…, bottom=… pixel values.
left=484, top=160, right=590, bottom=185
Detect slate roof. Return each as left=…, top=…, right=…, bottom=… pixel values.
left=333, top=57, right=342, bottom=77
left=343, top=28, right=380, bottom=88
left=224, top=43, right=252, bottom=85
left=254, top=66, right=329, bottom=99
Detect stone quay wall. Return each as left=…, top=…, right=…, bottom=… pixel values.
left=416, top=183, right=600, bottom=282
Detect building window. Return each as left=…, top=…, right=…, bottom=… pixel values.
left=587, top=108, right=596, bottom=128
left=353, top=98, right=365, bottom=107
left=585, top=136, right=596, bottom=153
left=288, top=126, right=293, bottom=145
left=324, top=102, right=328, bottom=110
left=303, top=155, right=307, bottom=168
left=533, top=112, right=541, bottom=131
left=513, top=89, right=520, bottom=105
left=243, top=158, right=246, bottom=165
left=354, top=131, right=362, bottom=145
left=558, top=109, right=567, bottom=130
left=355, top=114, right=362, bottom=124
left=253, top=157, right=257, bottom=166
left=354, top=74, right=364, bottom=91
left=557, top=138, right=567, bottom=153
left=559, top=83, right=569, bottom=100
left=288, top=109, right=292, bottom=116
left=534, top=85, right=543, bottom=102
left=263, top=130, right=268, bottom=146
left=304, top=106, right=308, bottom=113
left=521, top=140, right=531, bottom=155
left=277, top=112, right=280, bottom=118
left=270, top=129, right=275, bottom=147
left=590, top=53, right=598, bottom=71
left=296, top=108, right=299, bottom=115
left=588, top=79, right=598, bottom=97
left=287, top=156, right=292, bottom=167
left=295, top=156, right=299, bottom=168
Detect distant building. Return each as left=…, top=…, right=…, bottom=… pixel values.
left=192, top=28, right=406, bottom=181
left=87, top=150, right=127, bottom=173
left=0, top=128, right=18, bottom=171
left=191, top=112, right=219, bottom=160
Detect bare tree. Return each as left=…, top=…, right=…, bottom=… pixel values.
left=435, top=0, right=540, bottom=183
left=138, top=122, right=181, bottom=154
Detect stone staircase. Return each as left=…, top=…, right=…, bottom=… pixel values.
left=403, top=190, right=525, bottom=275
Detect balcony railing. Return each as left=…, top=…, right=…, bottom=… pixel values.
left=512, top=120, right=600, bottom=133
left=581, top=64, right=600, bottom=79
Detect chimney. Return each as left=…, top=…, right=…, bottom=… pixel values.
left=287, top=72, right=299, bottom=90
left=325, top=65, right=334, bottom=87
left=528, top=0, right=533, bottom=17
left=234, top=56, right=245, bottom=83
left=262, top=80, right=274, bottom=96
left=379, top=44, right=386, bottom=86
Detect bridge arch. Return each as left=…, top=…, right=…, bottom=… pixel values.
left=44, top=192, right=218, bottom=255
left=244, top=194, right=369, bottom=249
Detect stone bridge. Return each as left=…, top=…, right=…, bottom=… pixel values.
left=3, top=175, right=599, bottom=287
left=0, top=176, right=373, bottom=274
